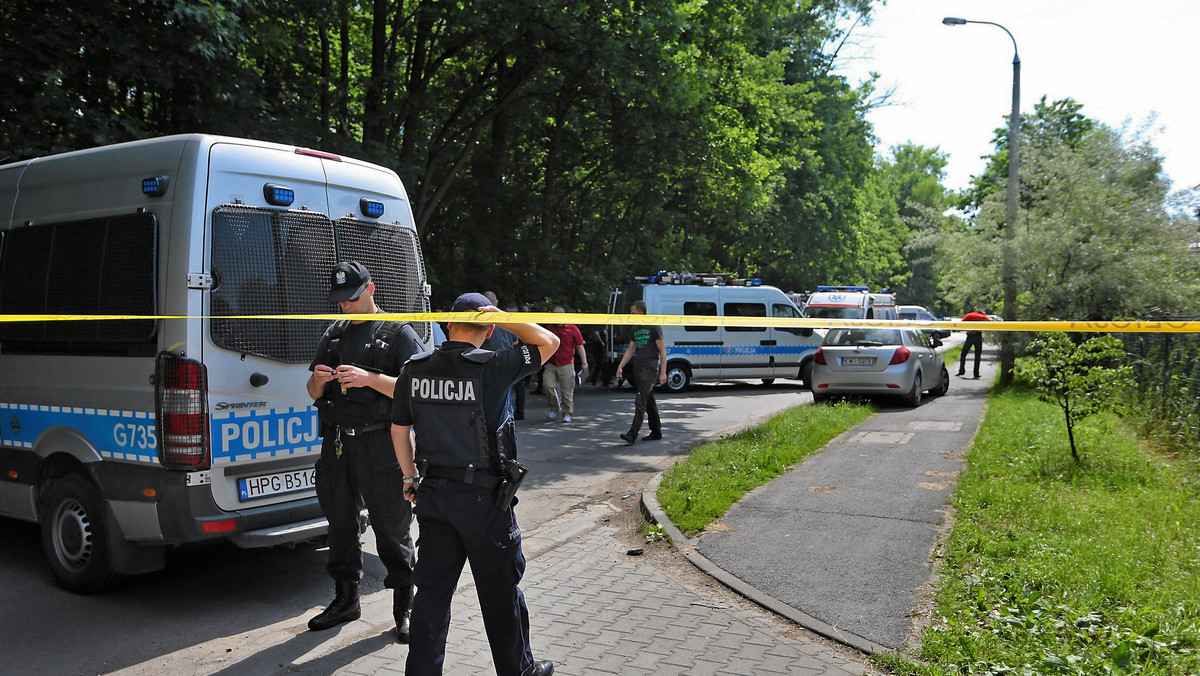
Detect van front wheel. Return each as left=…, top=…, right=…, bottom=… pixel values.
left=40, top=474, right=123, bottom=594
left=663, top=364, right=691, bottom=393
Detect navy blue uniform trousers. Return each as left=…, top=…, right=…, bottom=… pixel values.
left=313, top=429, right=415, bottom=589
left=406, top=479, right=534, bottom=676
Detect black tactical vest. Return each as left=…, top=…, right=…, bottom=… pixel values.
left=325, top=319, right=407, bottom=426
left=405, top=347, right=497, bottom=470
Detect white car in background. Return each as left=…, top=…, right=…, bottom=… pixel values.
left=811, top=327, right=949, bottom=406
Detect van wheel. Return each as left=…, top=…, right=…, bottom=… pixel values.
left=40, top=474, right=123, bottom=594
left=800, top=359, right=814, bottom=390
left=663, top=364, right=691, bottom=393
left=760, top=378, right=775, bottom=386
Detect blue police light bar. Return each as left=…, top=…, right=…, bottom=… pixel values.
left=359, top=197, right=385, bottom=218
left=142, top=176, right=169, bottom=197
left=750, top=278, right=762, bottom=286
left=263, top=183, right=295, bottom=206
left=816, top=285, right=869, bottom=292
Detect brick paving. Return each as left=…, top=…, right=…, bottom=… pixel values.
left=319, top=523, right=875, bottom=676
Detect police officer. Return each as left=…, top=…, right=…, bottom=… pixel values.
left=391, top=293, right=558, bottom=676
left=306, top=261, right=422, bottom=642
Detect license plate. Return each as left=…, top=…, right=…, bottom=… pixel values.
left=238, top=468, right=316, bottom=501
left=842, top=356, right=876, bottom=366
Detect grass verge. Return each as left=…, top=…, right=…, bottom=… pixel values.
left=657, top=400, right=872, bottom=536
left=876, top=384, right=1200, bottom=675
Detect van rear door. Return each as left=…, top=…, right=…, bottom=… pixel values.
left=202, top=141, right=337, bottom=512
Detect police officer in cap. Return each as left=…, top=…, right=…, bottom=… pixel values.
left=306, top=261, right=423, bottom=641
left=391, top=293, right=558, bottom=676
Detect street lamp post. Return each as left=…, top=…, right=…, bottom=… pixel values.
left=942, top=17, right=1020, bottom=385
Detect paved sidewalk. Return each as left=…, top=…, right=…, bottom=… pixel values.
left=187, top=342, right=993, bottom=676
left=260, top=512, right=876, bottom=676
left=649, top=346, right=995, bottom=654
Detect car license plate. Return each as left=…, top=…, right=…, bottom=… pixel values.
left=842, top=356, right=876, bottom=366
left=238, top=468, right=316, bottom=501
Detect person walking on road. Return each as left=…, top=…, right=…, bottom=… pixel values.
left=391, top=292, right=559, bottom=676
left=543, top=307, right=587, bottom=422
left=305, top=261, right=422, bottom=642
left=615, top=300, right=667, bottom=444
left=957, top=307, right=991, bottom=378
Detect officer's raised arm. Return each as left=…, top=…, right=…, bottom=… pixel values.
left=469, top=304, right=559, bottom=365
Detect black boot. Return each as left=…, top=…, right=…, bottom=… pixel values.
left=394, top=585, right=413, bottom=644
left=308, top=581, right=361, bottom=631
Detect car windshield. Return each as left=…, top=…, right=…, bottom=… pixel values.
left=807, top=306, right=864, bottom=320
left=824, top=328, right=903, bottom=346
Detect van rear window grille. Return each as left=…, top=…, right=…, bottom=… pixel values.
left=335, top=217, right=431, bottom=344
left=0, top=213, right=157, bottom=348
left=210, top=206, right=336, bottom=363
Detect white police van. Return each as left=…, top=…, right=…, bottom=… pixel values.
left=0, top=135, right=432, bottom=592
left=607, top=272, right=820, bottom=392
left=802, top=285, right=898, bottom=320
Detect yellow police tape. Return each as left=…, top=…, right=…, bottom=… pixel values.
left=3, top=312, right=1199, bottom=333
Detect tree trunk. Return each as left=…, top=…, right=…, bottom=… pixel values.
left=362, top=0, right=389, bottom=151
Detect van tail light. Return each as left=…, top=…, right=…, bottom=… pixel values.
left=889, top=346, right=911, bottom=365
left=155, top=352, right=211, bottom=470
left=814, top=348, right=826, bottom=365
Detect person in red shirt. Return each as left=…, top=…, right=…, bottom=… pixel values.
left=958, top=308, right=991, bottom=378
left=543, top=307, right=588, bottom=422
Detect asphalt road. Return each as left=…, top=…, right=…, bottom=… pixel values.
left=0, top=378, right=811, bottom=676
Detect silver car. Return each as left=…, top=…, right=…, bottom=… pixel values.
left=811, top=328, right=949, bottom=406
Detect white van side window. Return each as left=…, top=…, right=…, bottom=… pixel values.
left=0, top=213, right=157, bottom=355
left=724, top=302, right=766, bottom=332
left=683, top=301, right=717, bottom=332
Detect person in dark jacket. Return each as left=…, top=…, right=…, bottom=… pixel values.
left=306, top=261, right=422, bottom=642
left=391, top=293, right=559, bottom=676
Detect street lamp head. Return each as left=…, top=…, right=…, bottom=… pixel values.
left=942, top=17, right=967, bottom=25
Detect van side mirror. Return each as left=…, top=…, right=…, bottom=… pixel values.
left=930, top=336, right=943, bottom=348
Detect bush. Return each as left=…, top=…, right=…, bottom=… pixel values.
left=1015, top=333, right=1132, bottom=463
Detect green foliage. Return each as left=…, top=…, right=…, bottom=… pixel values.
left=938, top=98, right=1200, bottom=323
left=1, top=0, right=887, bottom=309
left=1120, top=327, right=1200, bottom=460
left=1015, top=333, right=1133, bottom=463
left=889, top=386, right=1200, bottom=676
left=657, top=399, right=871, bottom=535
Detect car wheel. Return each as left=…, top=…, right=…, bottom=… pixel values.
left=40, top=474, right=124, bottom=594
left=902, top=373, right=922, bottom=407
left=931, top=366, right=950, bottom=396
left=800, top=359, right=814, bottom=389
left=812, top=390, right=830, bottom=404
left=663, top=363, right=691, bottom=393
left=760, top=378, right=776, bottom=386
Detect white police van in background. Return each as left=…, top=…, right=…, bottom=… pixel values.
left=607, top=271, right=820, bottom=392
left=0, top=134, right=432, bottom=592
left=802, top=285, right=898, bottom=320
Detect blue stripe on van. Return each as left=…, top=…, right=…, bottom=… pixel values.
left=0, top=403, right=323, bottom=465
left=667, top=345, right=816, bottom=358
left=0, top=403, right=159, bottom=463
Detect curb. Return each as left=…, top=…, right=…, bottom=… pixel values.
left=641, top=473, right=890, bottom=656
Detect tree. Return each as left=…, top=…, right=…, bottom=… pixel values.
left=939, top=99, right=1200, bottom=324
left=1016, top=333, right=1132, bottom=462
